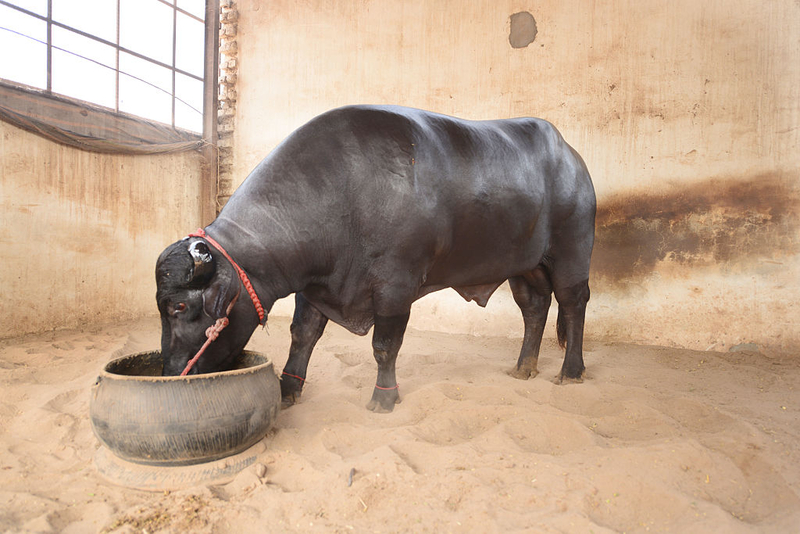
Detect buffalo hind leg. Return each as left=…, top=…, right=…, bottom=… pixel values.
left=508, top=268, right=553, bottom=380
left=281, top=293, right=328, bottom=406
left=553, top=280, right=590, bottom=383
left=367, top=312, right=410, bottom=413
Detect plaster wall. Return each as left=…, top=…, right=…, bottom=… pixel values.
left=231, top=0, right=800, bottom=353
left=0, top=121, right=206, bottom=338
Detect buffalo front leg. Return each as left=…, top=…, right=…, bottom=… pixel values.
left=508, top=270, right=553, bottom=380
left=367, top=312, right=410, bottom=413
left=281, top=293, right=328, bottom=406
left=553, top=280, right=590, bottom=383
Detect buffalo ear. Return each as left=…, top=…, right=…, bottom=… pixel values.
left=201, top=270, right=241, bottom=319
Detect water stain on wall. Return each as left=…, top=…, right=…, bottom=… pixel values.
left=592, top=174, right=800, bottom=286
left=509, top=12, right=537, bottom=49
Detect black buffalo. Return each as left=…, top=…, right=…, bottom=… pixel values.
left=156, top=105, right=595, bottom=412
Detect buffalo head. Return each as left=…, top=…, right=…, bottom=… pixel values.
left=155, top=238, right=257, bottom=375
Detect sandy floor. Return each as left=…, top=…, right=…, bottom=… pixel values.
left=0, top=316, right=798, bottom=533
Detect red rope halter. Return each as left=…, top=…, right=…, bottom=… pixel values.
left=189, top=228, right=265, bottom=324
left=179, top=228, right=266, bottom=376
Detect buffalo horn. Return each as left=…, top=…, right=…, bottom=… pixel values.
left=187, top=241, right=215, bottom=285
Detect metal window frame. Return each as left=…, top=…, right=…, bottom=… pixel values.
left=0, top=0, right=215, bottom=137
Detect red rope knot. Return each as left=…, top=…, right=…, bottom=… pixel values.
left=241, top=276, right=265, bottom=322
left=181, top=317, right=232, bottom=376
left=205, top=317, right=229, bottom=341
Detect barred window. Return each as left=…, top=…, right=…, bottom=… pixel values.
left=0, top=0, right=210, bottom=135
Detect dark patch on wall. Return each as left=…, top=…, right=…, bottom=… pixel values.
left=592, top=174, right=800, bottom=286
left=509, top=12, right=537, bottom=48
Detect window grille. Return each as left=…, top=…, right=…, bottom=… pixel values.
left=0, top=0, right=209, bottom=134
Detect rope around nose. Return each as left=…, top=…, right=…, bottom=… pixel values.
left=178, top=227, right=263, bottom=376
left=180, top=317, right=230, bottom=376
left=179, top=275, right=241, bottom=376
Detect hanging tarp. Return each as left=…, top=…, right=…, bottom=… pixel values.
left=0, top=82, right=203, bottom=155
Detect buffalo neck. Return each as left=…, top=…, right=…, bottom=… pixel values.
left=207, top=136, right=348, bottom=311
left=203, top=214, right=311, bottom=314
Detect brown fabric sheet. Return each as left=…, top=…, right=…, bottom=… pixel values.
left=0, top=82, right=203, bottom=154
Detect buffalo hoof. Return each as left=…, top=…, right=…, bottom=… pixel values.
left=281, top=393, right=300, bottom=408
left=508, top=361, right=539, bottom=380
left=366, top=387, right=401, bottom=413
left=554, top=370, right=585, bottom=385
left=280, top=377, right=303, bottom=408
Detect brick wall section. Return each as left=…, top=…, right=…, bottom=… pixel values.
left=217, top=0, right=238, bottom=209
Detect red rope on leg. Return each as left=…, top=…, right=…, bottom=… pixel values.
left=374, top=383, right=400, bottom=390
left=282, top=371, right=305, bottom=382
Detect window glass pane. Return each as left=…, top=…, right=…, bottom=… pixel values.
left=120, top=0, right=174, bottom=66
left=52, top=27, right=116, bottom=109
left=52, top=0, right=117, bottom=43
left=0, top=6, right=47, bottom=88
left=175, top=73, right=202, bottom=132
left=177, top=0, right=205, bottom=20
left=2, top=1, right=206, bottom=135
left=119, top=52, right=172, bottom=125
left=4, top=0, right=47, bottom=16
left=176, top=12, right=204, bottom=77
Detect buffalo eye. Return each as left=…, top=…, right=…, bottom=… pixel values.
left=170, top=302, right=187, bottom=316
